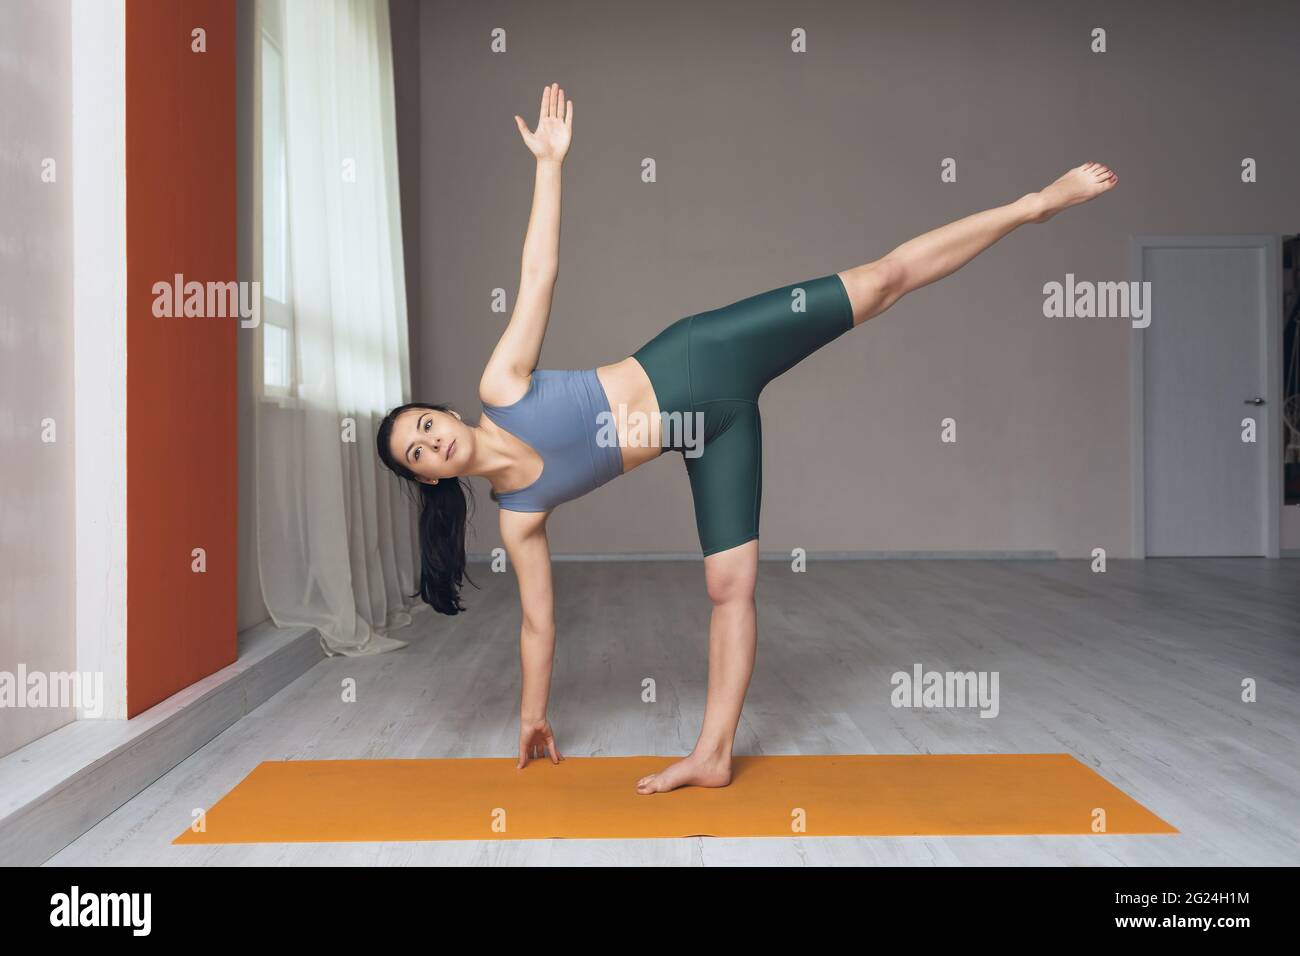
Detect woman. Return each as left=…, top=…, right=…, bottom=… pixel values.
left=376, top=82, right=1118, bottom=794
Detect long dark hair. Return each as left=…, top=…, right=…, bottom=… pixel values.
left=376, top=402, right=479, bottom=614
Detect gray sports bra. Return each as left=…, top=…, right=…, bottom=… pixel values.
left=480, top=368, right=624, bottom=512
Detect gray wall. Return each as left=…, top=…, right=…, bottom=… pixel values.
left=400, top=0, right=1300, bottom=558
left=0, top=0, right=76, bottom=756
left=392, top=0, right=423, bottom=400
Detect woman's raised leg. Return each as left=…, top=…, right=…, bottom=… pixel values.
left=631, top=163, right=1119, bottom=796
left=635, top=539, right=758, bottom=794
left=839, top=162, right=1119, bottom=325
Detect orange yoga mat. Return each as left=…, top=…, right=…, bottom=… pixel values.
left=172, top=753, right=1177, bottom=844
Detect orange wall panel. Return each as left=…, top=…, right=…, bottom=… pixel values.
left=125, top=0, right=237, bottom=716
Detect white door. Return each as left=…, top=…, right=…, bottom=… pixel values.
left=1137, top=237, right=1280, bottom=557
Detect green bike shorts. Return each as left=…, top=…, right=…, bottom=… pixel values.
left=631, top=273, right=855, bottom=557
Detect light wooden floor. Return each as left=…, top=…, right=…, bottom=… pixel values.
left=48, top=558, right=1300, bottom=866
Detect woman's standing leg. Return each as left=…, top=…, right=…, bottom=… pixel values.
left=636, top=540, right=758, bottom=794
left=839, top=162, right=1118, bottom=325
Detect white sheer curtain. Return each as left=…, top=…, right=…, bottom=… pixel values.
left=255, top=0, right=425, bottom=656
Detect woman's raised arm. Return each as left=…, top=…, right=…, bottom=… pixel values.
left=479, top=83, right=573, bottom=404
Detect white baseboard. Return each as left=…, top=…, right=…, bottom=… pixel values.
left=0, top=621, right=323, bottom=866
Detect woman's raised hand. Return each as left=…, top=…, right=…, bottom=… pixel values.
left=515, top=82, right=572, bottom=164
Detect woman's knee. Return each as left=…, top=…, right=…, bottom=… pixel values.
left=841, top=257, right=906, bottom=323
left=703, top=544, right=758, bottom=605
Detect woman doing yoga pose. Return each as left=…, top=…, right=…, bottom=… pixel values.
left=376, top=83, right=1118, bottom=794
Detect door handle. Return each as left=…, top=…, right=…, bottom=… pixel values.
left=1243, top=397, right=1266, bottom=405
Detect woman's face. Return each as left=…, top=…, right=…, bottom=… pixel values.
left=390, top=407, right=471, bottom=483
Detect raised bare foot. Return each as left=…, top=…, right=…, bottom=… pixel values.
left=1028, top=161, right=1119, bottom=222
left=635, top=750, right=732, bottom=794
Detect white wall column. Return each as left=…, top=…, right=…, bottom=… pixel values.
left=72, top=0, right=127, bottom=720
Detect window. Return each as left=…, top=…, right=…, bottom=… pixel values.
left=258, top=0, right=296, bottom=401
